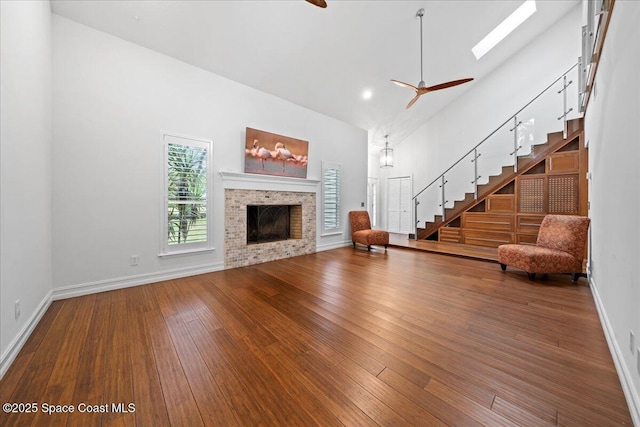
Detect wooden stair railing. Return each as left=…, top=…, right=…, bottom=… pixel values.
left=417, top=118, right=583, bottom=241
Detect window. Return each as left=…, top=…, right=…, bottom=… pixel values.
left=321, top=161, right=341, bottom=235
left=161, top=133, right=213, bottom=255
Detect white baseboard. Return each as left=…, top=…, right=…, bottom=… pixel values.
left=0, top=290, right=53, bottom=379
left=590, top=277, right=640, bottom=425
left=52, top=262, right=225, bottom=300
left=316, top=240, right=352, bottom=252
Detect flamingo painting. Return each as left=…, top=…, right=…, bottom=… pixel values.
left=252, top=140, right=272, bottom=169
left=244, top=128, right=308, bottom=178
left=273, top=142, right=293, bottom=172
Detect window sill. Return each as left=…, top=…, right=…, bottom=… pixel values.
left=158, top=247, right=216, bottom=258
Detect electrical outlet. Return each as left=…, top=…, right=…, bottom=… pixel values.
left=15, top=300, right=21, bottom=320
left=632, top=331, right=636, bottom=354
left=130, top=255, right=139, bottom=266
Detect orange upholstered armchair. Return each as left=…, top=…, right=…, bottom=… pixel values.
left=498, top=215, right=590, bottom=281
left=349, top=211, right=389, bottom=251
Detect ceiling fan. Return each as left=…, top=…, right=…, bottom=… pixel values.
left=305, top=0, right=327, bottom=8
left=392, top=8, right=473, bottom=109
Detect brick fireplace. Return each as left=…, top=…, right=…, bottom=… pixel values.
left=224, top=188, right=316, bottom=268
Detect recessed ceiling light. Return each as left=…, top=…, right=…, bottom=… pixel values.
left=362, top=89, right=373, bottom=100
left=472, top=0, right=537, bottom=60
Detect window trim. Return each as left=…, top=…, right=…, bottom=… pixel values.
left=160, top=132, right=214, bottom=257
left=367, top=177, right=378, bottom=227
left=321, top=160, right=342, bottom=236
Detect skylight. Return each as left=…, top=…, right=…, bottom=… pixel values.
left=472, top=0, right=537, bottom=60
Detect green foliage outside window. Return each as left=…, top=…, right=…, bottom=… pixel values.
left=167, top=143, right=208, bottom=245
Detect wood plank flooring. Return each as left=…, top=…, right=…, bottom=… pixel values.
left=0, top=247, right=632, bottom=426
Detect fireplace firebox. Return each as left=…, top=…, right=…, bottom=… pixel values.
left=247, top=205, right=301, bottom=244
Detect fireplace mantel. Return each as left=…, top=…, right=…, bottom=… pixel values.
left=219, top=171, right=319, bottom=193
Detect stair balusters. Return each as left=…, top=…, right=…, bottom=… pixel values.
left=557, top=75, right=574, bottom=139
left=509, top=116, right=523, bottom=172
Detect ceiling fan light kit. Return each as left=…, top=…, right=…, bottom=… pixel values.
left=392, top=8, right=474, bottom=109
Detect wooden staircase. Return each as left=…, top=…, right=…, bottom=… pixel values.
left=417, top=118, right=587, bottom=245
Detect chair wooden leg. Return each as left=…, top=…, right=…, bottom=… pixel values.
left=352, top=242, right=356, bottom=248
left=367, top=245, right=371, bottom=251
left=500, top=263, right=506, bottom=271
left=384, top=245, right=387, bottom=252
left=571, top=273, right=580, bottom=282
left=527, top=272, right=536, bottom=281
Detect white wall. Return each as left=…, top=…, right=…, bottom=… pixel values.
left=0, top=1, right=53, bottom=375
left=387, top=5, right=582, bottom=229
left=51, top=15, right=367, bottom=296
left=584, top=1, right=640, bottom=423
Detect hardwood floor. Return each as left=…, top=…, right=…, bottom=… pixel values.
left=0, top=247, right=632, bottom=426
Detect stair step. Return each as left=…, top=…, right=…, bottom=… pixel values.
left=477, top=171, right=510, bottom=195
left=446, top=193, right=477, bottom=219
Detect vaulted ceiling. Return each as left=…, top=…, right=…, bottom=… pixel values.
left=50, top=0, right=580, bottom=151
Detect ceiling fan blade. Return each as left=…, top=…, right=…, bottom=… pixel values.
left=305, top=0, right=327, bottom=8
left=424, top=78, right=474, bottom=92
left=391, top=79, right=418, bottom=91
left=406, top=93, right=422, bottom=109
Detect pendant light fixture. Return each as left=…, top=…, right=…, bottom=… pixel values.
left=380, top=135, right=394, bottom=168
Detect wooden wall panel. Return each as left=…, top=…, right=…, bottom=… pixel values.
left=547, top=152, right=579, bottom=173
left=463, top=230, right=514, bottom=247
left=439, top=227, right=462, bottom=243
left=516, top=215, right=545, bottom=234
left=462, top=213, right=514, bottom=232
left=486, top=195, right=515, bottom=213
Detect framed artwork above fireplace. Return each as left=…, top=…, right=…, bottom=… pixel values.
left=244, top=127, right=308, bottom=179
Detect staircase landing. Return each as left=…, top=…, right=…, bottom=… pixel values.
left=388, top=233, right=498, bottom=262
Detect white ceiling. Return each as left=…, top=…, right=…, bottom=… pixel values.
left=50, top=0, right=579, bottom=151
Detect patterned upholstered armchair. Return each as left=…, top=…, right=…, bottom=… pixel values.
left=349, top=211, right=389, bottom=252
left=498, top=215, right=590, bottom=281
